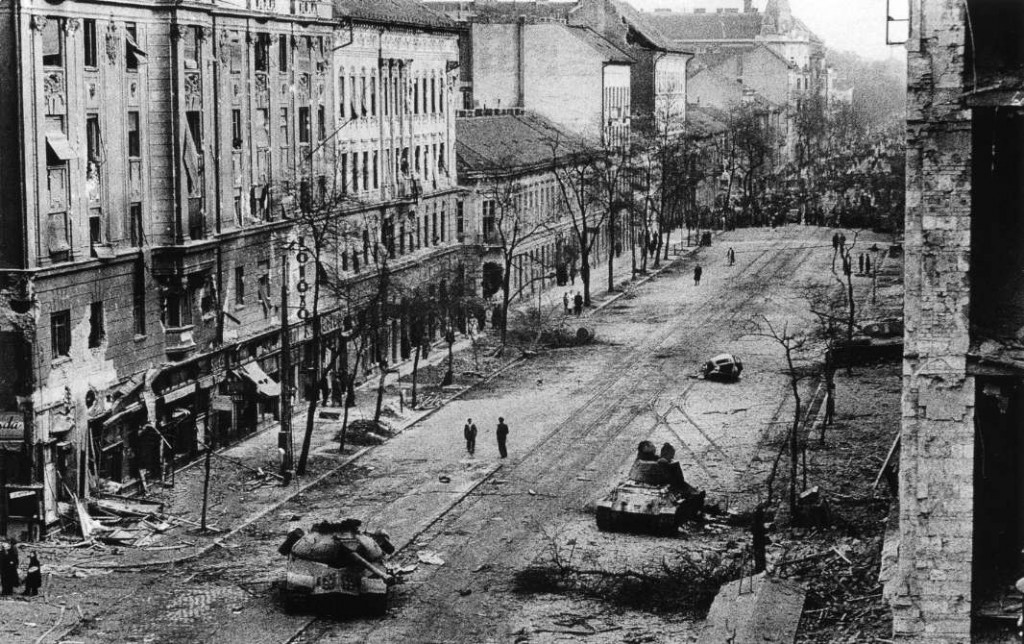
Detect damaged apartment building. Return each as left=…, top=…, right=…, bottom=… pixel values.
left=890, top=0, right=1024, bottom=640
left=0, top=0, right=467, bottom=539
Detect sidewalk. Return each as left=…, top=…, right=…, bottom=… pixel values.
left=39, top=235, right=706, bottom=572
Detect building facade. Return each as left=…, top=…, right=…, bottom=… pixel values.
left=889, top=0, right=1024, bottom=640
left=0, top=0, right=468, bottom=537
left=456, top=110, right=584, bottom=303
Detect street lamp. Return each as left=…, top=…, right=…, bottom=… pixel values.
left=869, top=243, right=880, bottom=304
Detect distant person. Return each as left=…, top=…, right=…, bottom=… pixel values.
left=569, top=264, right=577, bottom=286
left=694, top=264, right=703, bottom=286
left=573, top=292, right=583, bottom=316
left=727, top=247, right=735, bottom=266
left=563, top=292, right=569, bottom=314
left=464, top=418, right=477, bottom=456
left=496, top=417, right=509, bottom=458
left=22, top=553, right=40, bottom=597
left=858, top=253, right=865, bottom=275
left=0, top=540, right=18, bottom=596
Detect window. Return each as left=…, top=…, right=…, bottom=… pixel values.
left=232, top=109, right=243, bottom=150
left=317, top=104, right=325, bottom=141
left=133, top=257, right=146, bottom=335
left=51, top=310, right=71, bottom=359
left=431, top=77, right=436, bottom=113
left=125, top=22, right=139, bottom=71
left=340, top=153, right=348, bottom=194
left=89, top=208, right=103, bottom=249
left=88, top=302, right=104, bottom=348
left=440, top=205, right=446, bottom=242
left=372, top=151, right=379, bottom=189
left=456, top=201, right=464, bottom=237
left=338, top=74, right=346, bottom=120
left=183, top=26, right=199, bottom=70
left=279, top=107, right=289, bottom=146
left=129, top=202, right=143, bottom=246
left=86, top=115, right=101, bottom=164
left=234, top=266, right=245, bottom=304
left=255, top=33, right=270, bottom=73
left=413, top=79, right=419, bottom=115
left=438, top=143, right=446, bottom=173
left=278, top=34, right=288, bottom=72
left=254, top=108, right=270, bottom=148
left=84, top=19, right=97, bottom=68
left=257, top=260, right=271, bottom=318
left=229, top=32, right=243, bottom=74
left=351, top=151, right=359, bottom=192
left=414, top=145, right=421, bottom=174
left=165, top=291, right=192, bottom=328
left=370, top=77, right=377, bottom=116
left=42, top=18, right=62, bottom=67
left=298, top=106, right=310, bottom=144
left=361, top=151, right=369, bottom=190
left=128, top=111, right=140, bottom=157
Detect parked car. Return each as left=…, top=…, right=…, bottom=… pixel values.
left=702, top=353, right=743, bottom=382
left=859, top=317, right=903, bottom=339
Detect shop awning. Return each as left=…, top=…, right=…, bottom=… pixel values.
left=237, top=361, right=281, bottom=398
left=45, top=132, right=76, bottom=160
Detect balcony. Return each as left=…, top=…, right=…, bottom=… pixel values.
left=164, top=326, right=197, bottom=361
left=150, top=240, right=217, bottom=285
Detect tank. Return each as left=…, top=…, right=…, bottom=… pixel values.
left=279, top=518, right=397, bottom=616
left=595, top=442, right=706, bottom=535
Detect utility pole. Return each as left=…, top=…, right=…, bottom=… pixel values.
left=279, top=253, right=294, bottom=484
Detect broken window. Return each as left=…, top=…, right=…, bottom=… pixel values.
left=125, top=22, right=142, bottom=71
left=183, top=26, right=199, bottom=70
left=183, top=110, right=203, bottom=195
left=254, top=33, right=270, bottom=73
left=129, top=202, right=143, bottom=246
left=42, top=18, right=62, bottom=67
left=278, top=34, right=288, bottom=73
left=88, top=301, right=104, bottom=348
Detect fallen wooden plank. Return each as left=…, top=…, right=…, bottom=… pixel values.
left=93, top=497, right=165, bottom=517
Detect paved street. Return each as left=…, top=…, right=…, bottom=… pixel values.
left=8, top=225, right=896, bottom=644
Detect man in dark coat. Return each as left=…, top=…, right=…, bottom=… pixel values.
left=573, top=292, right=583, bottom=317
left=23, top=553, right=41, bottom=596
left=694, top=264, right=703, bottom=285
left=463, top=418, right=477, bottom=456
left=496, top=417, right=509, bottom=459
left=0, top=539, right=19, bottom=596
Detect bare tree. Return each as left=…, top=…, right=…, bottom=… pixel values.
left=724, top=103, right=780, bottom=226
left=755, top=315, right=811, bottom=518
left=548, top=135, right=608, bottom=307
left=478, top=165, right=563, bottom=346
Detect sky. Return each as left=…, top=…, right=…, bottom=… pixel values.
left=628, top=0, right=901, bottom=60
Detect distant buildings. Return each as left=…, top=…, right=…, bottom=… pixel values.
left=889, top=0, right=1024, bottom=641
left=431, top=0, right=693, bottom=141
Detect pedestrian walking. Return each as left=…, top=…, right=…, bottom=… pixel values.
left=838, top=232, right=847, bottom=252
left=0, top=540, right=19, bottom=596
left=464, top=418, right=477, bottom=456
left=831, top=233, right=839, bottom=251
left=563, top=292, right=569, bottom=314
left=824, top=382, right=836, bottom=426
left=573, top=292, right=583, bottom=317
left=22, top=553, right=40, bottom=597
left=496, top=417, right=509, bottom=458
left=569, top=264, right=577, bottom=286
left=727, top=247, right=735, bottom=266
left=693, top=264, right=703, bottom=285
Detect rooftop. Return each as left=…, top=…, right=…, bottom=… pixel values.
left=649, top=11, right=764, bottom=42
left=456, top=112, right=586, bottom=175
left=333, top=0, right=456, bottom=30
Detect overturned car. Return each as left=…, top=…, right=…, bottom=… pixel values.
left=595, top=442, right=706, bottom=535
left=278, top=518, right=397, bottom=616
left=701, top=353, right=743, bottom=382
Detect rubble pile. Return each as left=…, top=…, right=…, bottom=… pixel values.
left=60, top=494, right=201, bottom=548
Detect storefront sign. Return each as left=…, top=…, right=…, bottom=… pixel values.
left=0, top=412, right=24, bottom=440
left=211, top=395, right=234, bottom=412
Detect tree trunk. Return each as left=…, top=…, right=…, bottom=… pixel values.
left=373, top=362, right=387, bottom=424
left=410, top=343, right=421, bottom=408
left=607, top=214, right=615, bottom=293
left=296, top=310, right=322, bottom=477
left=580, top=256, right=592, bottom=306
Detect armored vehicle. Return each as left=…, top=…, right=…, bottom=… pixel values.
left=279, top=518, right=396, bottom=616
left=595, top=442, right=706, bottom=535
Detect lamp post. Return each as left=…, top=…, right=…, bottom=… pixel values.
left=869, top=243, right=880, bottom=305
